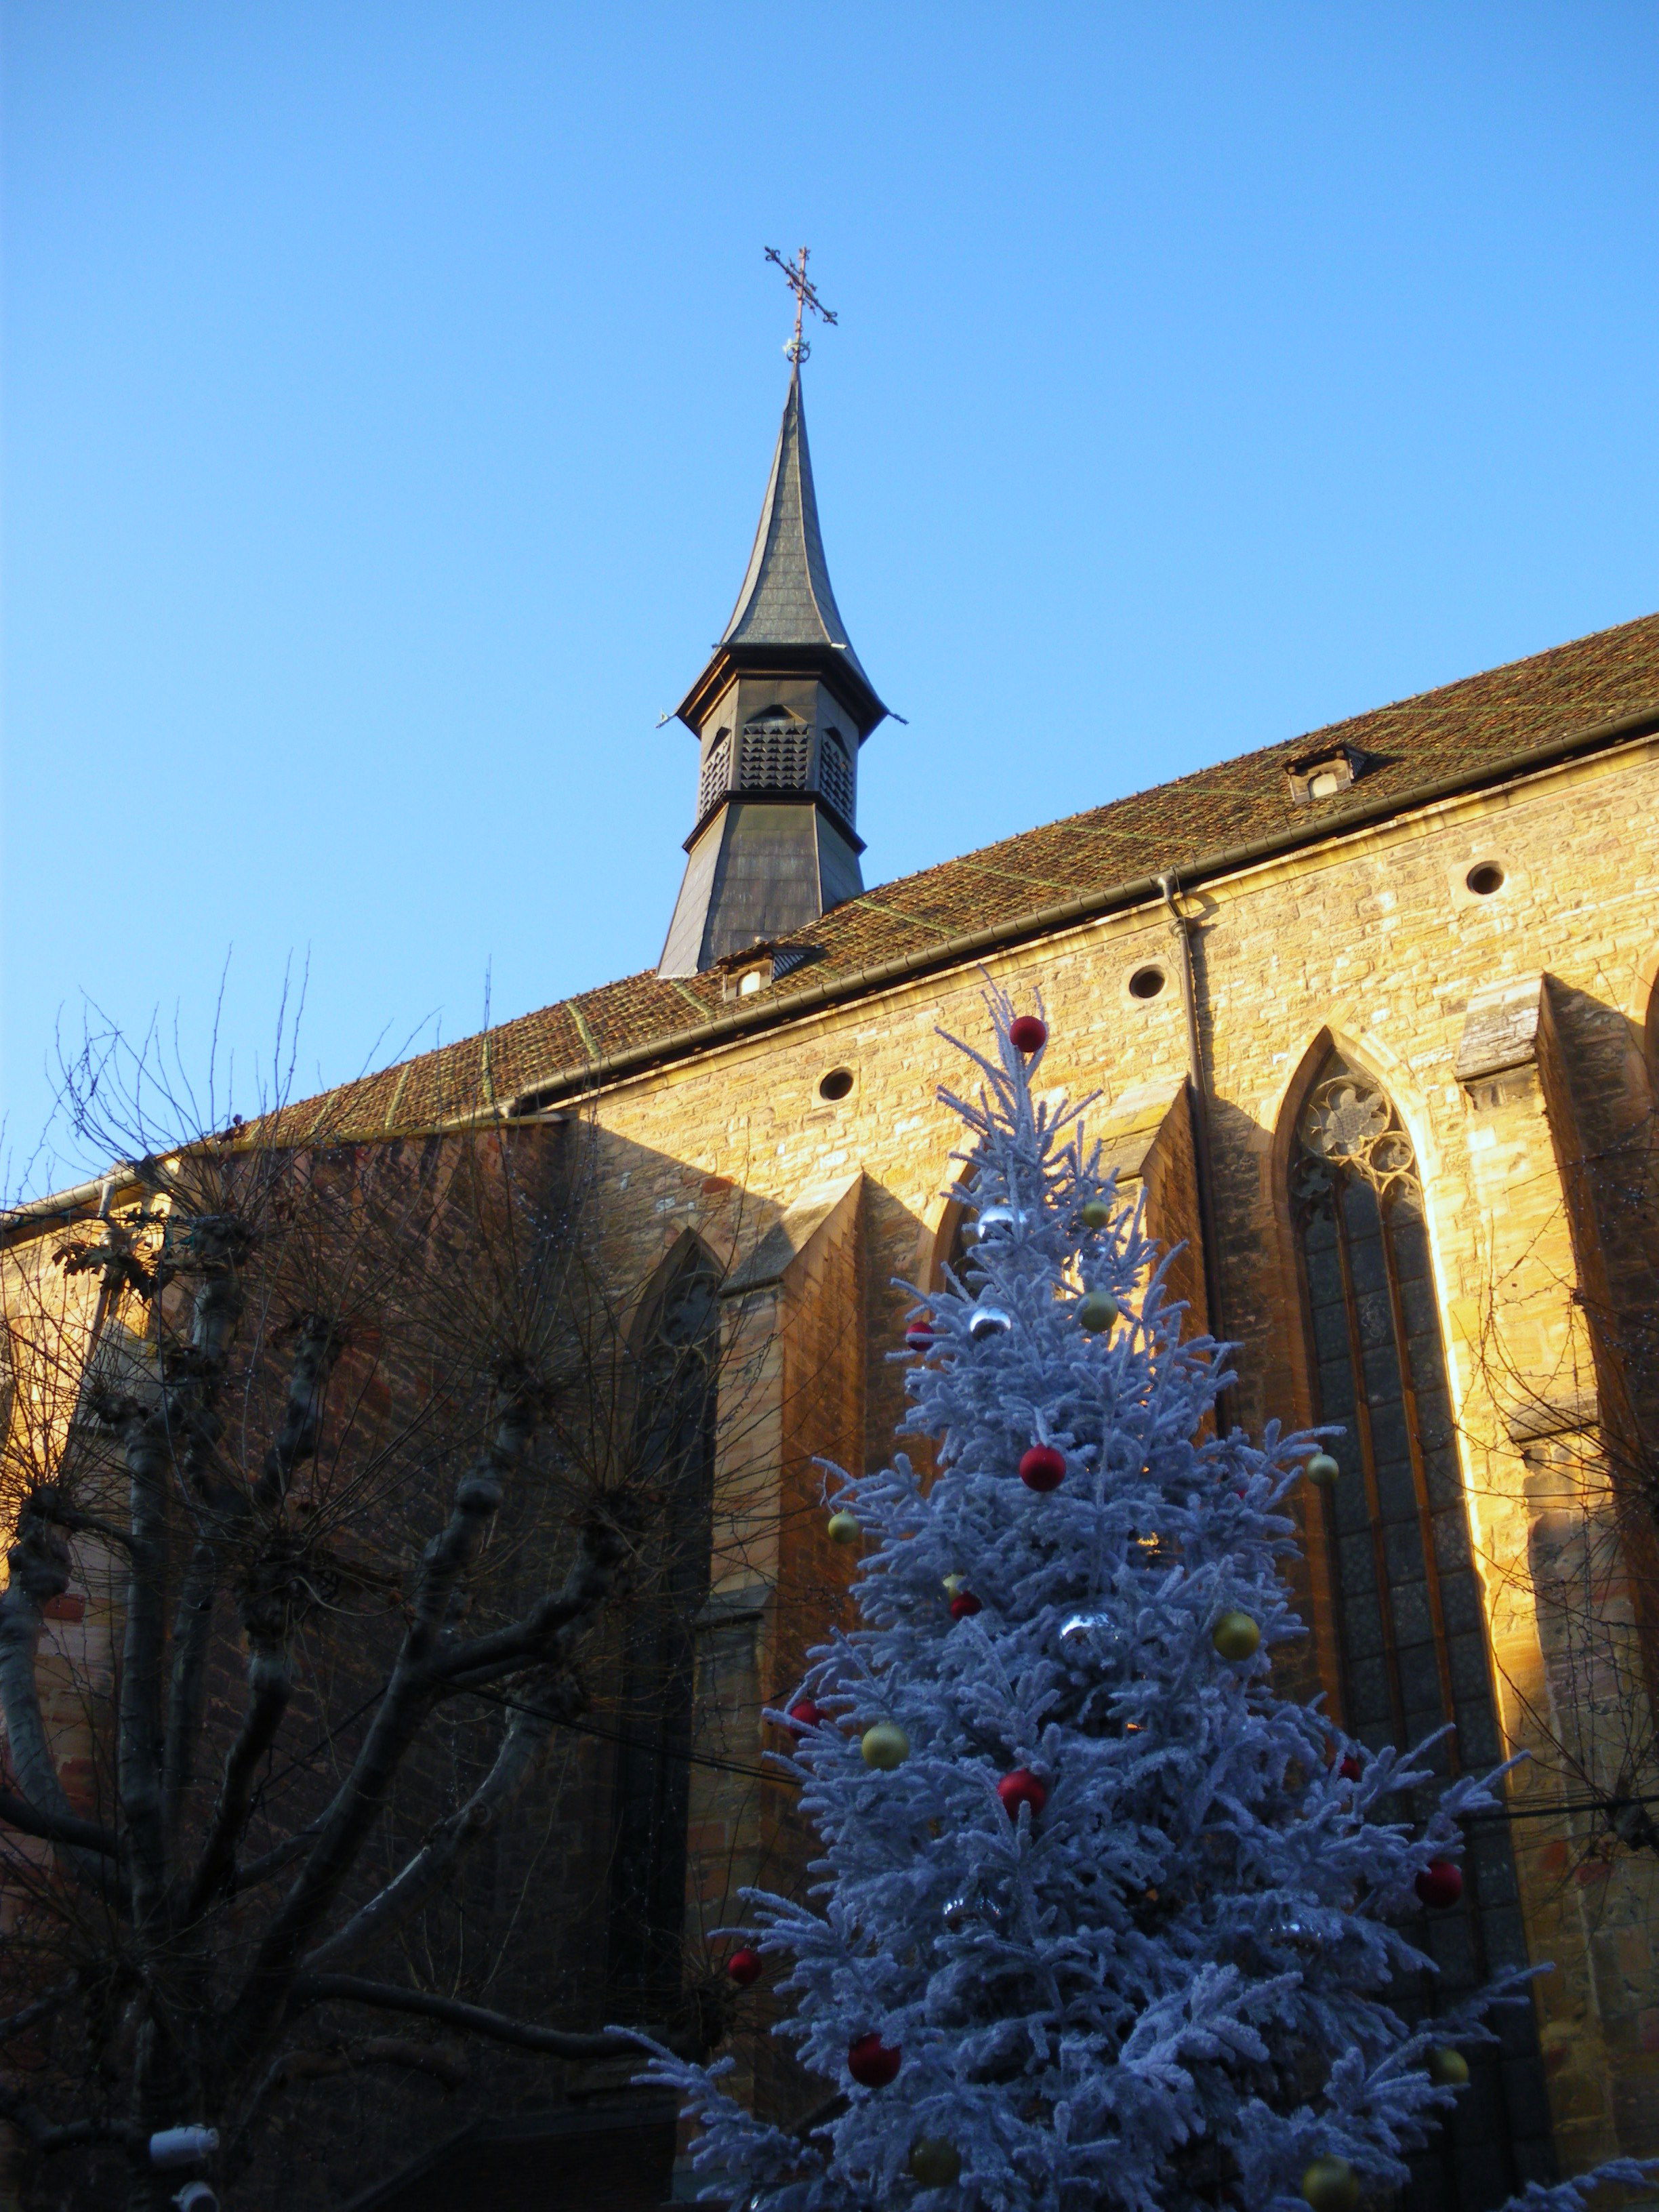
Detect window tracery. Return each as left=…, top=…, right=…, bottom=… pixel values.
left=1294, top=1064, right=1419, bottom=1208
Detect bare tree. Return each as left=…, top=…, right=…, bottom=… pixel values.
left=1465, top=1080, right=1659, bottom=1879
left=0, top=1023, right=768, bottom=2209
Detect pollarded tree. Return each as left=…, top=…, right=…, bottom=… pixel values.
left=0, top=1029, right=754, bottom=2211
left=633, top=997, right=1652, bottom=2212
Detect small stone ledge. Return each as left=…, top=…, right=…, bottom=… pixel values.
left=693, top=1580, right=773, bottom=1631
left=1091, top=1078, right=1188, bottom=1185
left=1455, top=979, right=1543, bottom=1085
left=1504, top=1389, right=1599, bottom=1446
left=721, top=1172, right=862, bottom=1296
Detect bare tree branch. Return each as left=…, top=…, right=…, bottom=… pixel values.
left=0, top=2077, right=136, bottom=2155
left=162, top=1538, right=220, bottom=1849
left=424, top=1513, right=627, bottom=1689
left=224, top=1500, right=625, bottom=2074
left=0, top=1977, right=79, bottom=2048
left=293, top=1974, right=663, bottom=2061
left=304, top=1684, right=575, bottom=1973
left=254, top=1311, right=342, bottom=1507
left=0, top=1068, right=762, bottom=2206
left=0, top=1787, right=119, bottom=1857
left=32, top=1491, right=137, bottom=1555
left=214, top=1397, right=548, bottom=2063
left=228, top=1826, right=320, bottom=1894
left=272, top=2036, right=469, bottom=2089
left=0, top=1504, right=123, bottom=1901
left=0, top=1509, right=75, bottom=1820
left=113, top=1403, right=176, bottom=1922
left=182, top=1645, right=293, bottom=1919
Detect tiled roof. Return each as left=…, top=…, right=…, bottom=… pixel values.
left=280, top=610, right=1659, bottom=1141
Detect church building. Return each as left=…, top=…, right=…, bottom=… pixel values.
left=7, top=358, right=1659, bottom=2210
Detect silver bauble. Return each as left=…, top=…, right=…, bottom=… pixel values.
left=968, top=1305, right=1012, bottom=1342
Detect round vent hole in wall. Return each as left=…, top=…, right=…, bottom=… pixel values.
left=818, top=1068, right=854, bottom=1102
left=1128, top=966, right=1166, bottom=1000
left=1466, top=863, right=1506, bottom=897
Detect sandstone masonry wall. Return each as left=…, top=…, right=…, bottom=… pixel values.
left=565, top=733, right=1659, bottom=2165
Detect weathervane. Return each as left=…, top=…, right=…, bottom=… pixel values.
left=764, top=244, right=837, bottom=365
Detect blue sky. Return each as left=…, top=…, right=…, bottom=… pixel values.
left=5, top=4, right=1656, bottom=1187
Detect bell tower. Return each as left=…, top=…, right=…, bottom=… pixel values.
left=659, top=294, right=888, bottom=976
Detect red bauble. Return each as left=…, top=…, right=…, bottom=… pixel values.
left=1019, top=1444, right=1066, bottom=1493
left=997, top=1768, right=1048, bottom=1819
left=1008, top=1015, right=1048, bottom=1055
left=1340, top=1755, right=1363, bottom=1782
left=905, top=1323, right=935, bottom=1353
left=847, top=2032, right=902, bottom=2087
left=726, top=1948, right=763, bottom=1988
left=1416, top=1858, right=1463, bottom=1910
left=949, top=1592, right=983, bottom=1621
left=787, top=1700, right=824, bottom=1729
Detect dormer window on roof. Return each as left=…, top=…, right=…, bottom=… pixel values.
left=1286, top=743, right=1372, bottom=806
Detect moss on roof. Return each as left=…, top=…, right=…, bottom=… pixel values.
left=279, top=610, right=1659, bottom=1141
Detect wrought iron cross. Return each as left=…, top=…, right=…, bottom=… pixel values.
left=764, top=244, right=837, bottom=365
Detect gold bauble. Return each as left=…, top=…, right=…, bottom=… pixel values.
left=908, top=2139, right=962, bottom=2188
left=1301, top=2158, right=1360, bottom=2212
left=1212, top=1610, right=1261, bottom=1661
left=860, top=1722, right=910, bottom=1771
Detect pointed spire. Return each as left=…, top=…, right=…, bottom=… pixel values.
left=658, top=361, right=887, bottom=976
left=719, top=369, right=878, bottom=689
left=674, top=369, right=886, bottom=737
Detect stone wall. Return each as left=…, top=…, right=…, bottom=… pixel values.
left=562, top=731, right=1659, bottom=2169
left=5, top=731, right=1659, bottom=2193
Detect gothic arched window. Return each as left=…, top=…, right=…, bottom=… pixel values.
left=1292, top=1061, right=1488, bottom=1759
left=1292, top=1052, right=1553, bottom=2209
left=607, top=1241, right=720, bottom=2005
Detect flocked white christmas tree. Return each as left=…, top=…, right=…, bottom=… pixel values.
left=628, top=996, right=1651, bottom=2212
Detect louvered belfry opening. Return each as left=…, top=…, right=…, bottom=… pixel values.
left=697, top=729, right=731, bottom=819
left=738, top=711, right=812, bottom=792
left=817, top=726, right=854, bottom=823
left=1291, top=1052, right=1554, bottom=2211
left=606, top=1243, right=720, bottom=2009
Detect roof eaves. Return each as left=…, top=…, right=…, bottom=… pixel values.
left=504, top=695, right=1659, bottom=1116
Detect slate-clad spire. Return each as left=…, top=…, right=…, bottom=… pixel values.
left=659, top=370, right=888, bottom=977
left=672, top=370, right=886, bottom=739
left=698, top=369, right=883, bottom=716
